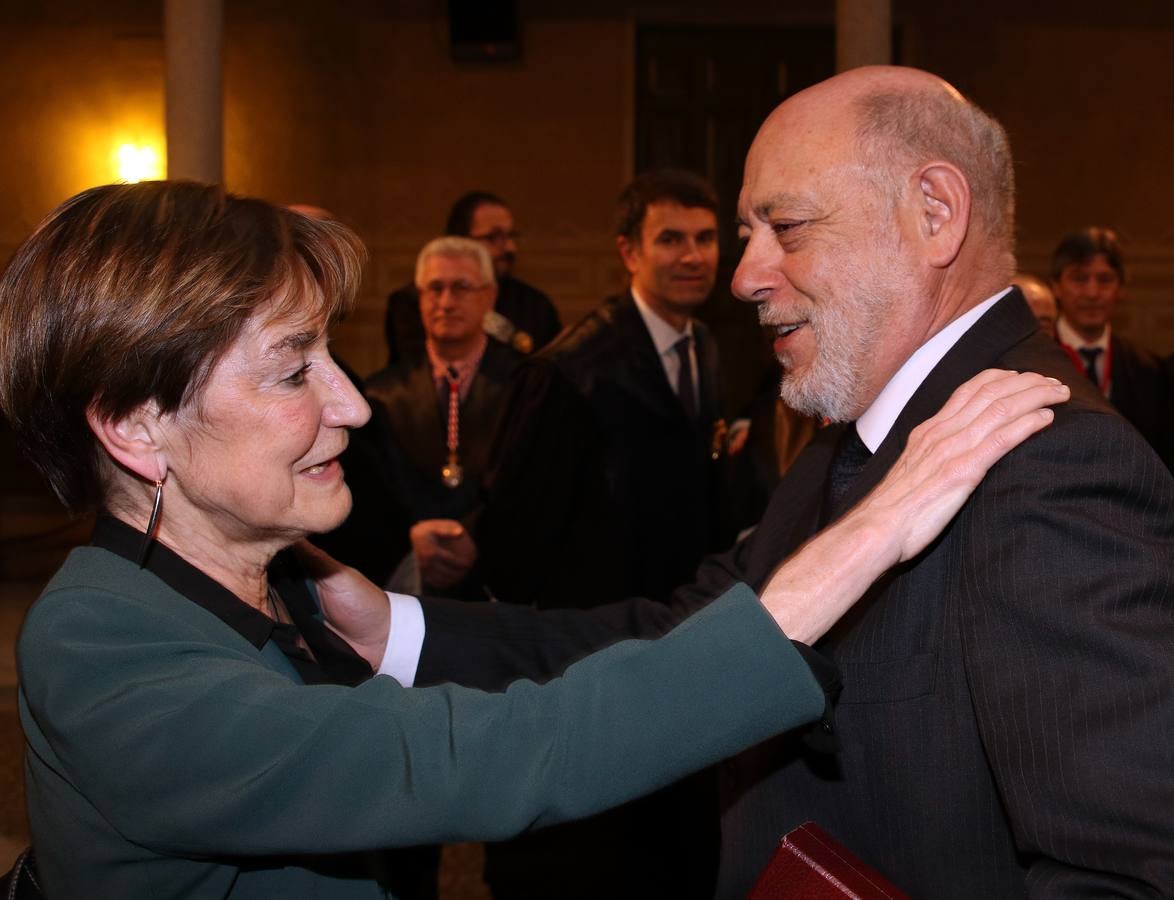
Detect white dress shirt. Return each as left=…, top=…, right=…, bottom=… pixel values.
left=631, top=288, right=700, bottom=410
left=1056, top=316, right=1110, bottom=396
left=856, top=289, right=1008, bottom=452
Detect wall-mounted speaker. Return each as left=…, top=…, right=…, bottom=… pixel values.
left=448, top=0, right=520, bottom=62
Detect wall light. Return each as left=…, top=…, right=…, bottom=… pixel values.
left=116, top=143, right=163, bottom=183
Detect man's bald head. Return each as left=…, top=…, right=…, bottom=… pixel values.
left=735, top=67, right=1018, bottom=421
left=852, top=69, right=1014, bottom=256
left=752, top=66, right=1014, bottom=256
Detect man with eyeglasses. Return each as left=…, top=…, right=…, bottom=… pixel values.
left=328, top=235, right=614, bottom=611
left=383, top=191, right=562, bottom=366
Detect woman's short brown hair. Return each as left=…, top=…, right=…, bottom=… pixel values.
left=0, top=181, right=366, bottom=511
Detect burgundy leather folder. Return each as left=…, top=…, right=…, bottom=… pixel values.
left=748, top=822, right=908, bottom=899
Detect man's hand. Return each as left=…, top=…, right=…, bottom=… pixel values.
left=293, top=540, right=390, bottom=670
left=411, top=519, right=478, bottom=591
left=727, top=419, right=751, bottom=455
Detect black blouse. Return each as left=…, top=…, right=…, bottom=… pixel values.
left=92, top=515, right=372, bottom=687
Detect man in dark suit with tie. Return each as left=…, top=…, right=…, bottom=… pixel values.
left=545, top=170, right=741, bottom=605
left=692, top=65, right=1173, bottom=897
left=320, top=236, right=610, bottom=607
left=1049, top=227, right=1172, bottom=470
left=480, top=171, right=737, bottom=899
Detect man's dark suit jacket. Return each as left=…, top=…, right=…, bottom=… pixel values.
left=384, top=275, right=561, bottom=367
left=318, top=340, right=618, bottom=608
left=665, top=290, right=1173, bottom=897
left=314, top=339, right=522, bottom=597
left=544, top=291, right=736, bottom=604
left=1107, top=332, right=1172, bottom=470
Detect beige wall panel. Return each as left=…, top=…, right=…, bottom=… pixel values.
left=1, top=4, right=1171, bottom=359
left=905, top=17, right=1174, bottom=352
left=222, top=18, right=632, bottom=368
left=0, top=25, right=164, bottom=242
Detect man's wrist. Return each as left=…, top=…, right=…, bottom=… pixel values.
left=377, top=592, right=425, bottom=686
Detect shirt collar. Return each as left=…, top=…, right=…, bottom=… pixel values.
left=426, top=334, right=488, bottom=401
left=856, top=288, right=1009, bottom=453
left=631, top=287, right=693, bottom=357
left=1056, top=316, right=1110, bottom=352
left=91, top=514, right=278, bottom=649
left=89, top=515, right=371, bottom=685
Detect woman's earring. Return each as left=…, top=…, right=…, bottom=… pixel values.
left=137, top=478, right=164, bottom=567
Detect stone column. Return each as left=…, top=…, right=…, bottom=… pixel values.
left=836, top=0, right=892, bottom=72
left=164, top=0, right=224, bottom=183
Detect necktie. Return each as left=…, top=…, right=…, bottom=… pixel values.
left=1077, top=347, right=1102, bottom=388
left=825, top=424, right=872, bottom=514
left=674, top=335, right=697, bottom=420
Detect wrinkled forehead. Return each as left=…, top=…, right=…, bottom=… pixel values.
left=419, top=252, right=482, bottom=281
left=739, top=103, right=863, bottom=217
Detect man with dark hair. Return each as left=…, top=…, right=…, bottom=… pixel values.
left=1049, top=226, right=1171, bottom=468
left=462, top=171, right=732, bottom=900
left=383, top=192, right=562, bottom=365
left=487, top=169, right=735, bottom=900
left=546, top=169, right=736, bottom=604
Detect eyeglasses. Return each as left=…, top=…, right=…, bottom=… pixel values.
left=469, top=229, right=521, bottom=246
left=418, top=279, right=491, bottom=300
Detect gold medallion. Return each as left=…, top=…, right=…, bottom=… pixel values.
left=512, top=331, right=534, bottom=354
left=442, top=462, right=463, bottom=488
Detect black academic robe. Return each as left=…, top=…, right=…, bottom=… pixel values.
left=1108, top=332, right=1172, bottom=470
left=483, top=292, right=733, bottom=900
left=319, top=341, right=617, bottom=608
left=543, top=291, right=735, bottom=604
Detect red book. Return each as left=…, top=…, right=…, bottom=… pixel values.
left=748, top=822, right=908, bottom=899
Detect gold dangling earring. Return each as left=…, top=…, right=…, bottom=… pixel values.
left=137, top=478, right=164, bottom=567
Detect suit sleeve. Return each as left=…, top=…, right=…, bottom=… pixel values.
left=416, top=592, right=685, bottom=688
left=20, top=580, right=825, bottom=857
left=959, top=407, right=1174, bottom=896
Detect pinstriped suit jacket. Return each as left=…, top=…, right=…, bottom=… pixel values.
left=682, top=291, right=1174, bottom=898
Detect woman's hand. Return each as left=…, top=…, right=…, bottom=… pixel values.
left=294, top=540, right=390, bottom=671
left=854, top=369, right=1070, bottom=563
left=760, top=369, right=1069, bottom=644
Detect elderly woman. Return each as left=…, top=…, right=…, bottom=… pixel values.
left=0, top=182, right=1065, bottom=898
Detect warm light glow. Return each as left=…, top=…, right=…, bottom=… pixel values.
left=116, top=143, right=162, bottom=183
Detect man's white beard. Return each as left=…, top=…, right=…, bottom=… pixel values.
left=768, top=276, right=897, bottom=423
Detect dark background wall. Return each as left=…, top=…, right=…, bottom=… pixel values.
left=1, top=0, right=1172, bottom=378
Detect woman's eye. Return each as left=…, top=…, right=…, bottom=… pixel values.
left=285, top=363, right=312, bottom=385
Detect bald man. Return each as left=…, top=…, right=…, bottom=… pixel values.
left=1011, top=272, right=1058, bottom=337
left=671, top=66, right=1173, bottom=896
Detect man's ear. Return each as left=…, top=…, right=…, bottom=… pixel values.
left=616, top=235, right=641, bottom=276
left=85, top=402, right=168, bottom=484
left=911, top=161, right=970, bottom=269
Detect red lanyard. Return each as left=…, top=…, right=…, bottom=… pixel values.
left=441, top=367, right=463, bottom=488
